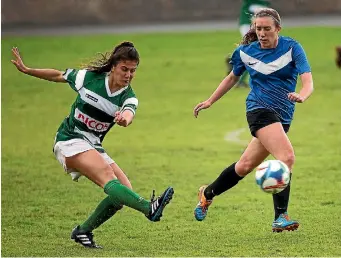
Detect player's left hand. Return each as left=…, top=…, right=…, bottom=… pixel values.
left=114, top=111, right=128, bottom=126
left=288, top=92, right=305, bottom=103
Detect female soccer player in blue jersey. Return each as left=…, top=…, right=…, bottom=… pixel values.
left=193, top=8, right=314, bottom=232
left=11, top=42, right=174, bottom=248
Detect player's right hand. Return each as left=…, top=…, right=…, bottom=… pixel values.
left=193, top=100, right=212, bottom=118
left=11, top=47, right=28, bottom=73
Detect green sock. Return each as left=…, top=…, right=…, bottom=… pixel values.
left=238, top=71, right=248, bottom=84
left=104, top=179, right=150, bottom=215
left=79, top=196, right=122, bottom=232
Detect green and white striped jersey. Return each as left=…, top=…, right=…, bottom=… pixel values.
left=55, top=69, right=138, bottom=153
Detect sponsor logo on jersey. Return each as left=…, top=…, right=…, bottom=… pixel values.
left=75, top=108, right=110, bottom=132
left=85, top=93, right=98, bottom=102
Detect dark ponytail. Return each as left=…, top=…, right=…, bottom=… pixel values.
left=85, top=41, right=140, bottom=73
left=113, top=41, right=135, bottom=54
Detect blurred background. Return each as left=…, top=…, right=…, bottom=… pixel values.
left=2, top=1, right=341, bottom=257
left=2, top=0, right=341, bottom=35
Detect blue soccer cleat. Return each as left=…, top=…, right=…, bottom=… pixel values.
left=272, top=212, right=299, bottom=232
left=194, top=185, right=212, bottom=221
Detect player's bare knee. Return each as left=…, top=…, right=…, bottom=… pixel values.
left=103, top=168, right=117, bottom=179
left=236, top=159, right=255, bottom=176
left=279, top=152, right=295, bottom=171
left=97, top=167, right=118, bottom=187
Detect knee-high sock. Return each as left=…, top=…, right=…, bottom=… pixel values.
left=204, top=162, right=244, bottom=200
left=272, top=174, right=292, bottom=220
left=79, top=196, right=122, bottom=232
left=104, top=179, right=150, bottom=215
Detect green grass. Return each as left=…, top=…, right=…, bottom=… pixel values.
left=2, top=27, right=341, bottom=257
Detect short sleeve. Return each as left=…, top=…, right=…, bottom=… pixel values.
left=230, top=47, right=246, bottom=76
left=292, top=43, right=311, bottom=74
left=121, top=87, right=138, bottom=115
left=62, top=69, right=87, bottom=91
left=122, top=97, right=138, bottom=115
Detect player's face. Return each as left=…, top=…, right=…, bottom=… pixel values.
left=112, top=60, right=138, bottom=87
left=255, top=17, right=281, bottom=49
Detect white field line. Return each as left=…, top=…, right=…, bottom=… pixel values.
left=224, top=128, right=249, bottom=146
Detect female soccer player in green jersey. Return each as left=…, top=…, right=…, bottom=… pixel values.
left=11, top=41, right=174, bottom=248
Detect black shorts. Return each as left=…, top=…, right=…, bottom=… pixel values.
left=246, top=108, right=290, bottom=137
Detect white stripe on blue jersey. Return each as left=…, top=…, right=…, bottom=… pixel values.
left=230, top=36, right=311, bottom=123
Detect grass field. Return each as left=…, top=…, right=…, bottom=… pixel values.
left=2, top=26, right=341, bottom=257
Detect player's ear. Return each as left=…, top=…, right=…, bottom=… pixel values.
left=110, top=63, right=118, bottom=72
left=277, top=26, right=281, bottom=33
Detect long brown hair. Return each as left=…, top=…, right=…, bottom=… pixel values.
left=240, top=8, right=281, bottom=45
left=85, top=41, right=140, bottom=73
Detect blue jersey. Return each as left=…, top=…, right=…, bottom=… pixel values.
left=230, top=36, right=311, bottom=124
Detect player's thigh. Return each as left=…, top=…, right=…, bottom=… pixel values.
left=66, top=149, right=116, bottom=187
left=236, top=137, right=269, bottom=176
left=109, top=163, right=132, bottom=190
left=256, top=122, right=295, bottom=169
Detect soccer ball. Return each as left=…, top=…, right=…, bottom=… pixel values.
left=255, top=160, right=290, bottom=194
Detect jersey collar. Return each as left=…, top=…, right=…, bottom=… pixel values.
left=105, top=75, right=129, bottom=97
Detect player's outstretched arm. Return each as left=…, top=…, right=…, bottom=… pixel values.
left=11, top=47, right=66, bottom=83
